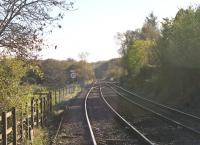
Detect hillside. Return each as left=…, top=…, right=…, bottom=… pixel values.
left=93, top=58, right=123, bottom=80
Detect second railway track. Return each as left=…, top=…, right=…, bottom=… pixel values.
left=100, top=83, right=200, bottom=144
left=109, top=83, right=200, bottom=135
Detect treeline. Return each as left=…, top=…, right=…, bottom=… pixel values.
left=39, top=59, right=95, bottom=87
left=24, top=59, right=94, bottom=88
left=94, top=58, right=123, bottom=80
left=118, top=6, right=200, bottom=104
left=0, top=58, right=94, bottom=111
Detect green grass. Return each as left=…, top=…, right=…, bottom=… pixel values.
left=32, top=128, right=47, bottom=145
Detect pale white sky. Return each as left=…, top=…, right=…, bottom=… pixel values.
left=40, top=0, right=200, bottom=62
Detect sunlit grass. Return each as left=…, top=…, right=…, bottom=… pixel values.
left=32, top=128, right=47, bottom=145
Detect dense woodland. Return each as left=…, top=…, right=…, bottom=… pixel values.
left=111, top=6, right=200, bottom=106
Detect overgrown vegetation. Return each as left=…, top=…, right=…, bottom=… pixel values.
left=0, top=58, right=37, bottom=111
left=32, top=128, right=48, bottom=145
left=117, top=6, right=200, bottom=105
left=0, top=0, right=74, bottom=110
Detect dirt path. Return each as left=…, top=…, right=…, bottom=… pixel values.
left=54, top=89, right=92, bottom=145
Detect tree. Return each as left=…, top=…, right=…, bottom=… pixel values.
left=22, top=65, right=43, bottom=84
left=78, top=51, right=89, bottom=61
left=158, top=7, right=200, bottom=68
left=0, top=0, right=74, bottom=59
left=116, top=30, right=142, bottom=76
left=40, top=59, right=71, bottom=88
left=0, top=58, right=31, bottom=110
left=117, top=13, right=160, bottom=77
left=126, top=40, right=155, bottom=76
left=117, top=30, right=141, bottom=56
left=105, top=59, right=123, bottom=80
left=77, top=52, right=94, bottom=84
left=141, top=12, right=160, bottom=40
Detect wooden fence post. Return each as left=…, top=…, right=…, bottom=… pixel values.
left=0, top=89, right=72, bottom=145
left=59, top=89, right=61, bottom=103
left=36, top=99, right=39, bottom=127
left=44, top=97, right=46, bottom=112
left=25, top=103, right=30, bottom=141
left=20, top=112, right=24, bottom=143
left=12, top=108, right=17, bottom=145
left=55, top=90, right=57, bottom=104
left=44, top=96, right=47, bottom=123
left=46, top=95, right=48, bottom=112
left=29, top=126, right=33, bottom=143
left=49, top=92, right=52, bottom=112
left=63, top=88, right=64, bottom=99
left=31, top=98, right=34, bottom=128
left=40, top=97, right=44, bottom=127
left=2, top=112, right=7, bottom=145
left=47, top=94, right=49, bottom=112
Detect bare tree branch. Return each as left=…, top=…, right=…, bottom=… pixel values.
left=0, top=0, right=74, bottom=59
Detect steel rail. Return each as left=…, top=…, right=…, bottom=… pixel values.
left=84, top=87, right=97, bottom=145
left=106, top=85, right=200, bottom=136
left=99, top=86, right=155, bottom=145
left=108, top=83, right=200, bottom=121
left=52, top=111, right=65, bottom=144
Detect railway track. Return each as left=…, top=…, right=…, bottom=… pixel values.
left=108, top=83, right=200, bottom=134
left=84, top=86, right=154, bottom=145
left=100, top=83, right=200, bottom=144
left=52, top=83, right=200, bottom=144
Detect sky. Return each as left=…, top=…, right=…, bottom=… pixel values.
left=40, top=0, right=200, bottom=62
